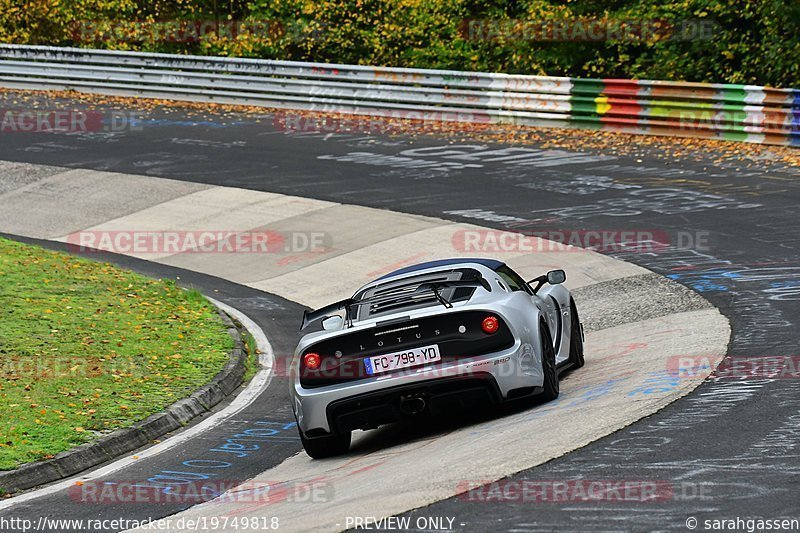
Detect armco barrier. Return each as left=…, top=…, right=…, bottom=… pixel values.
left=0, top=44, right=797, bottom=146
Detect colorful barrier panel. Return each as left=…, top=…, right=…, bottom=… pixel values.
left=0, top=44, right=797, bottom=146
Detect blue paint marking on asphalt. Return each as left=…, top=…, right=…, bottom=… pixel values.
left=666, top=268, right=741, bottom=292
left=514, top=376, right=631, bottom=423
left=103, top=420, right=299, bottom=496
left=627, top=371, right=682, bottom=397
left=560, top=377, right=629, bottom=407
left=769, top=280, right=800, bottom=289
left=182, top=460, right=233, bottom=468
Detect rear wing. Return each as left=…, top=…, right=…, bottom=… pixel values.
left=300, top=277, right=490, bottom=331
left=300, top=299, right=353, bottom=331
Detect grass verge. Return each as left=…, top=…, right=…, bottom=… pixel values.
left=0, top=237, right=233, bottom=470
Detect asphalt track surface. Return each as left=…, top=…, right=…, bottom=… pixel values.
left=0, top=94, right=799, bottom=531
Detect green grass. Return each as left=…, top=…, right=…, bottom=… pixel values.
left=0, top=237, right=233, bottom=470
left=240, top=329, right=260, bottom=384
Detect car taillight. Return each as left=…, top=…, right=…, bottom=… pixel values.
left=481, top=316, right=500, bottom=334
left=303, top=352, right=321, bottom=370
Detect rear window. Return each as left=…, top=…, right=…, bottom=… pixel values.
left=352, top=268, right=482, bottom=321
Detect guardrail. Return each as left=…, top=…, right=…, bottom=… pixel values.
left=0, top=44, right=797, bottom=146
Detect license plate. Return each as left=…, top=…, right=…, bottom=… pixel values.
left=364, top=344, right=441, bottom=376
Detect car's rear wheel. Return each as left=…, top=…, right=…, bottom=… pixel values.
left=300, top=430, right=352, bottom=459
left=567, top=298, right=585, bottom=369
left=537, top=323, right=559, bottom=402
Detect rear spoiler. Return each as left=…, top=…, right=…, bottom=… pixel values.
left=300, top=299, right=353, bottom=331
left=300, top=276, right=491, bottom=331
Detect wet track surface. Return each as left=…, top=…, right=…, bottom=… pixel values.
left=0, top=96, right=799, bottom=530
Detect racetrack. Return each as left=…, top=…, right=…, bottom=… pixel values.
left=0, top=165, right=727, bottom=531
left=0, top=91, right=798, bottom=531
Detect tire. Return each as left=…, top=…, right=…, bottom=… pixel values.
left=537, top=322, right=559, bottom=402
left=567, top=298, right=585, bottom=369
left=300, top=430, right=352, bottom=459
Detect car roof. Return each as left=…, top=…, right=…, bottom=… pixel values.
left=376, top=257, right=505, bottom=281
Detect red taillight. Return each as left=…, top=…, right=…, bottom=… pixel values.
left=303, top=352, right=321, bottom=370
left=481, top=316, right=500, bottom=334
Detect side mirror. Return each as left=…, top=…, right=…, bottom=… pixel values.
left=528, top=269, right=567, bottom=293
left=321, top=315, right=343, bottom=331
left=547, top=269, right=566, bottom=285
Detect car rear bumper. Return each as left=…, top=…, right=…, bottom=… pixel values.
left=325, top=374, right=502, bottom=435
left=292, top=341, right=541, bottom=435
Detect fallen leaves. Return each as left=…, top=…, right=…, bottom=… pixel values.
left=2, top=87, right=796, bottom=169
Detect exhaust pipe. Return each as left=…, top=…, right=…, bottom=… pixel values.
left=400, top=396, right=426, bottom=415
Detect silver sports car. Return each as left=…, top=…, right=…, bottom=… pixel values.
left=290, top=258, right=584, bottom=458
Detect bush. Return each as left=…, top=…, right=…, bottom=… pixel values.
left=0, top=0, right=797, bottom=87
